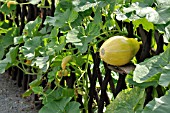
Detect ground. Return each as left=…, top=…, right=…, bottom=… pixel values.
left=0, top=72, right=38, bottom=113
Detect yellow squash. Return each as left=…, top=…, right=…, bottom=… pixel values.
left=99, top=36, right=140, bottom=66
left=61, top=55, right=72, bottom=70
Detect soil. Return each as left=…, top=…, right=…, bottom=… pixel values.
left=0, top=72, right=38, bottom=113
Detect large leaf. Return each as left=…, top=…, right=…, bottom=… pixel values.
left=133, top=47, right=170, bottom=84
left=42, top=88, right=63, bottom=105
left=14, top=35, right=24, bottom=45
left=165, top=24, right=170, bottom=41
left=42, top=87, right=74, bottom=105
left=29, top=78, right=42, bottom=88
left=93, top=7, right=102, bottom=24
left=105, top=87, right=145, bottom=113
left=32, top=86, right=43, bottom=95
left=66, top=22, right=100, bottom=53
left=39, top=97, right=72, bottom=113
left=156, top=0, right=170, bottom=8
left=23, top=17, right=42, bottom=37
left=126, top=74, right=158, bottom=88
left=136, top=7, right=159, bottom=24
left=156, top=7, right=170, bottom=24
left=0, top=59, right=9, bottom=74
left=142, top=90, right=170, bottom=113
left=66, top=27, right=82, bottom=43
left=66, top=9, right=78, bottom=23
left=85, top=22, right=100, bottom=37
left=131, top=0, right=154, bottom=6
left=133, top=18, right=154, bottom=31
left=44, top=8, right=78, bottom=27
left=39, top=98, right=80, bottom=113
left=0, top=28, right=19, bottom=48
left=158, top=67, right=170, bottom=87
left=21, top=36, right=41, bottom=60
left=32, top=56, right=49, bottom=72
left=65, top=101, right=81, bottom=113
left=0, top=46, right=19, bottom=74
left=39, top=87, right=80, bottom=113
left=0, top=45, right=4, bottom=60
left=44, top=16, right=59, bottom=26
left=74, top=1, right=99, bottom=12
left=0, top=3, right=16, bottom=15
left=45, top=35, right=66, bottom=55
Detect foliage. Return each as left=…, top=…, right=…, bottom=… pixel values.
left=106, top=87, right=145, bottom=113
left=143, top=89, right=170, bottom=113
left=133, top=47, right=170, bottom=87
left=1, top=0, right=170, bottom=113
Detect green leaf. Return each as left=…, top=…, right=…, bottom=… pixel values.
left=22, top=89, right=33, bottom=97
left=66, top=27, right=82, bottom=43
left=23, top=17, right=42, bottom=37
left=0, top=46, right=19, bottom=74
left=7, top=47, right=19, bottom=64
left=133, top=18, right=154, bottom=31
left=44, top=16, right=58, bottom=26
left=47, top=71, right=56, bottom=83
left=39, top=97, right=72, bottom=113
left=67, top=9, right=78, bottom=23
left=0, top=3, right=16, bottom=15
left=115, top=11, right=128, bottom=21
left=65, top=101, right=81, bottom=113
left=0, top=28, right=8, bottom=34
left=66, top=27, right=86, bottom=53
left=0, top=28, right=19, bottom=48
left=56, top=0, right=73, bottom=11
left=29, top=78, right=42, bottom=88
left=159, top=68, right=170, bottom=87
left=165, top=24, right=170, bottom=39
left=133, top=47, right=170, bottom=84
left=45, top=35, right=66, bottom=55
left=0, top=45, right=4, bottom=60
left=0, top=59, right=8, bottom=74
left=62, top=88, right=74, bottom=97
left=93, top=8, right=102, bottom=24
left=53, top=11, right=67, bottom=27
left=126, top=74, right=158, bottom=88
left=85, top=22, right=100, bottom=37
left=72, top=55, right=86, bottom=67
left=42, top=88, right=63, bottom=105
left=106, top=87, right=145, bottom=113
left=44, top=9, right=78, bottom=27
left=66, top=22, right=100, bottom=53
left=74, top=2, right=99, bottom=12
left=143, top=90, right=170, bottom=113
left=14, top=35, right=24, bottom=45
left=136, top=7, right=159, bottom=24
left=42, top=87, right=75, bottom=105
left=156, top=0, right=170, bottom=8
left=132, top=0, right=154, bottom=6
left=32, top=56, right=49, bottom=72
left=155, top=23, right=170, bottom=43
left=75, top=36, right=89, bottom=53
left=50, top=26, right=59, bottom=38
left=32, top=86, right=43, bottom=94
left=157, top=7, right=170, bottom=24
left=21, top=36, right=41, bottom=60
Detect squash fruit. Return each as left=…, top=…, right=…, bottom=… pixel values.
left=61, top=55, right=72, bottom=70
left=99, top=36, right=140, bottom=66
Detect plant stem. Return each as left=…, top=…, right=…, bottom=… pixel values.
left=83, top=45, right=91, bottom=113
left=16, top=64, right=37, bottom=75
